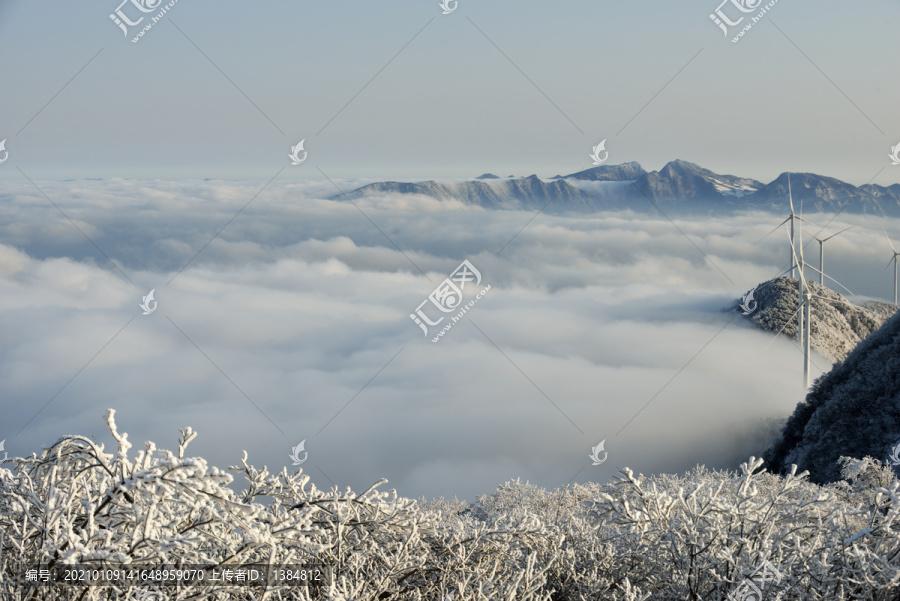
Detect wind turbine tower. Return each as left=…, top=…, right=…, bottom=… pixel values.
left=811, top=226, right=854, bottom=286
left=790, top=175, right=804, bottom=348
left=772, top=187, right=855, bottom=389
left=785, top=218, right=852, bottom=388
left=884, top=228, right=900, bottom=305
left=787, top=173, right=800, bottom=278
left=790, top=220, right=813, bottom=389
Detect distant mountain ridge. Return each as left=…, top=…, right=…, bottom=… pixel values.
left=333, top=160, right=900, bottom=216
left=552, top=161, right=648, bottom=182
left=336, top=175, right=592, bottom=211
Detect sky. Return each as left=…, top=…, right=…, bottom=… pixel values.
left=1, top=1, right=900, bottom=502
left=0, top=1, right=898, bottom=182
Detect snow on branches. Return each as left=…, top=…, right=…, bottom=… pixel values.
left=1, top=414, right=899, bottom=600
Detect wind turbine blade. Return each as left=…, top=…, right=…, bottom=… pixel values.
left=764, top=302, right=804, bottom=349
left=773, top=264, right=796, bottom=280
left=810, top=294, right=849, bottom=303
left=821, top=225, right=855, bottom=242
left=788, top=172, right=794, bottom=215
left=822, top=273, right=853, bottom=297
left=884, top=226, right=898, bottom=253
left=757, top=218, right=792, bottom=243
left=789, top=175, right=806, bottom=265
left=803, top=264, right=854, bottom=296
left=773, top=258, right=804, bottom=280
left=881, top=255, right=896, bottom=274
left=795, top=216, right=822, bottom=229
left=787, top=224, right=808, bottom=288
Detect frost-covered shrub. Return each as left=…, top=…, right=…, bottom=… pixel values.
left=576, top=458, right=900, bottom=600
left=0, top=412, right=562, bottom=601
left=835, top=456, right=898, bottom=498
left=2, top=414, right=900, bottom=601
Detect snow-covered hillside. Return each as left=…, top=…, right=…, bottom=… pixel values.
left=733, top=276, right=895, bottom=361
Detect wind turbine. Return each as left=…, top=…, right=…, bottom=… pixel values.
left=758, top=172, right=815, bottom=279
left=767, top=176, right=853, bottom=389
left=775, top=174, right=814, bottom=348
left=762, top=173, right=811, bottom=380
left=784, top=177, right=853, bottom=346
left=810, top=226, right=854, bottom=286
left=786, top=173, right=809, bottom=279
left=784, top=217, right=815, bottom=388
left=779, top=229, right=855, bottom=388
left=884, top=228, right=900, bottom=305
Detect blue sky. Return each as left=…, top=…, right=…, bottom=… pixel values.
left=1, top=0, right=898, bottom=182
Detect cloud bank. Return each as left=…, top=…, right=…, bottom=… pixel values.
left=0, top=178, right=895, bottom=500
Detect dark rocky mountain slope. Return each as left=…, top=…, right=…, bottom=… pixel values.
left=764, top=305, right=900, bottom=484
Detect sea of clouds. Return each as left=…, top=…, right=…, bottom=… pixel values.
left=0, top=178, right=895, bottom=501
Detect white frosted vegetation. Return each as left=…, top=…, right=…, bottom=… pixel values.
left=736, top=276, right=895, bottom=362
left=1, top=413, right=899, bottom=600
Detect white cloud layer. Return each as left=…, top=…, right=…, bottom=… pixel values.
left=1, top=179, right=897, bottom=500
